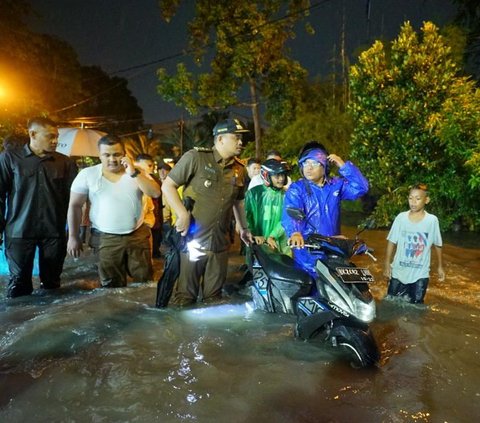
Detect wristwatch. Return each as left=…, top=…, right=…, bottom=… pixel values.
left=130, top=169, right=141, bottom=178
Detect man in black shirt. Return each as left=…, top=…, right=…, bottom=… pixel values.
left=0, top=117, right=77, bottom=298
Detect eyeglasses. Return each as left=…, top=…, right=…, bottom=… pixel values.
left=301, top=160, right=322, bottom=168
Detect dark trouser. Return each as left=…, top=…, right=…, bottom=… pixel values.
left=161, top=223, right=172, bottom=245
left=5, top=236, right=67, bottom=298
left=151, top=227, right=162, bottom=258
left=387, top=277, right=430, bottom=304
left=174, top=249, right=229, bottom=304
left=92, top=225, right=153, bottom=288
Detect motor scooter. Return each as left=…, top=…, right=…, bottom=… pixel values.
left=250, top=208, right=380, bottom=368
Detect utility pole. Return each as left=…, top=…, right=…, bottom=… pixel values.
left=249, top=78, right=262, bottom=158
left=178, top=115, right=184, bottom=156
left=341, top=2, right=348, bottom=107
left=330, top=42, right=337, bottom=107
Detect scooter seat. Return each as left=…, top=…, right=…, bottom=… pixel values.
left=252, top=244, right=313, bottom=286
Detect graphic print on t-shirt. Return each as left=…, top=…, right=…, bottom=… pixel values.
left=399, top=231, right=428, bottom=269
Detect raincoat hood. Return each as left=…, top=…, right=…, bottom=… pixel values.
left=298, top=148, right=329, bottom=174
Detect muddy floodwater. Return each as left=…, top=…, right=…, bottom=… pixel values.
left=0, top=226, right=479, bottom=422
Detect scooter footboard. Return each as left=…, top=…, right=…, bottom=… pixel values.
left=252, top=264, right=312, bottom=314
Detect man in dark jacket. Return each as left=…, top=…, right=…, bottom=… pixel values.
left=0, top=117, right=77, bottom=298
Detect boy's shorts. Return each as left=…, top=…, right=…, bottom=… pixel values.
left=387, top=277, right=429, bottom=304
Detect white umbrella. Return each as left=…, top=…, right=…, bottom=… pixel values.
left=56, top=127, right=107, bottom=157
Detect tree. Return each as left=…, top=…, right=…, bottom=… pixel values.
left=156, top=0, right=311, bottom=157
left=452, top=0, right=480, bottom=78
left=266, top=78, right=352, bottom=157
left=349, top=21, right=480, bottom=230
left=123, top=133, right=161, bottom=162
left=0, top=0, right=82, bottom=137
left=0, top=1, right=144, bottom=146
left=70, top=66, right=144, bottom=134
left=158, top=112, right=232, bottom=159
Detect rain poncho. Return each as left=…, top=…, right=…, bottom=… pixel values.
left=245, top=184, right=290, bottom=255
left=281, top=161, right=369, bottom=277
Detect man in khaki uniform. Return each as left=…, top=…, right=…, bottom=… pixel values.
left=162, top=119, right=253, bottom=306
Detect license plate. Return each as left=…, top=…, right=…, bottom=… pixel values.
left=335, top=267, right=374, bottom=283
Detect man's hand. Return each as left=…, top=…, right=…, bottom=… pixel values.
left=240, top=228, right=254, bottom=245
left=254, top=236, right=265, bottom=245
left=288, top=232, right=304, bottom=248
left=437, top=266, right=445, bottom=282
left=121, top=156, right=136, bottom=176
left=175, top=211, right=191, bottom=237
left=327, top=154, right=345, bottom=168
left=266, top=236, right=278, bottom=250
left=67, top=236, right=83, bottom=258
left=383, top=264, right=392, bottom=279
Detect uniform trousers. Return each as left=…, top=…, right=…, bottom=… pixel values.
left=175, top=249, right=229, bottom=304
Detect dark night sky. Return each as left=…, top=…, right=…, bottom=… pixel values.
left=28, top=0, right=457, bottom=124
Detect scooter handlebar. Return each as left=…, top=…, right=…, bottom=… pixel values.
left=366, top=249, right=377, bottom=262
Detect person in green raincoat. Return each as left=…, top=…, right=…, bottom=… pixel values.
left=245, top=159, right=291, bottom=255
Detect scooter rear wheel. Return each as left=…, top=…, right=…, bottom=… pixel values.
left=330, top=323, right=380, bottom=368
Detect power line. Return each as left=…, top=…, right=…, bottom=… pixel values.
left=110, top=0, right=335, bottom=76
left=53, top=0, right=336, bottom=116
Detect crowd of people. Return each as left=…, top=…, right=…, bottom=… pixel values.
left=0, top=116, right=444, bottom=305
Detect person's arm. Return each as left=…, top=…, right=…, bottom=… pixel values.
left=121, top=156, right=160, bottom=198
left=161, top=176, right=190, bottom=236
left=244, top=190, right=255, bottom=234
left=281, top=182, right=306, bottom=238
left=434, top=245, right=445, bottom=282
left=67, top=192, right=88, bottom=258
left=336, top=157, right=369, bottom=200
left=288, top=232, right=305, bottom=248
left=383, top=240, right=396, bottom=278
left=233, top=199, right=253, bottom=245
left=0, top=154, right=11, bottom=241
left=327, top=154, right=345, bottom=168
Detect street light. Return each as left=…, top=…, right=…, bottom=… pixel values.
left=0, top=83, right=10, bottom=104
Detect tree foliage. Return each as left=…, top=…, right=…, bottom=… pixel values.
left=452, top=0, right=480, bottom=78
left=254, top=78, right=352, bottom=160
left=0, top=0, right=82, bottom=136
left=73, top=66, right=143, bottom=134
left=349, top=21, right=480, bottom=230
left=0, top=1, right=143, bottom=144
left=156, top=0, right=311, bottom=155
left=123, top=133, right=161, bottom=162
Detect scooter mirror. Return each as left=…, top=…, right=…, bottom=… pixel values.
left=286, top=207, right=306, bottom=221
left=356, top=217, right=376, bottom=236
left=362, top=217, right=376, bottom=230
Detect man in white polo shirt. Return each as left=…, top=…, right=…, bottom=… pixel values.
left=66, top=135, right=161, bottom=287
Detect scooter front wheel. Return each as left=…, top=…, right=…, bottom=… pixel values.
left=330, top=323, right=380, bottom=368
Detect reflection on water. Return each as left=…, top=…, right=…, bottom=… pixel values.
left=0, top=227, right=479, bottom=422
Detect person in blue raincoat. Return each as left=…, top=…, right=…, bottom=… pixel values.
left=281, top=141, right=369, bottom=278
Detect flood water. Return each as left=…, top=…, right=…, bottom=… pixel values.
left=0, top=226, right=479, bottom=422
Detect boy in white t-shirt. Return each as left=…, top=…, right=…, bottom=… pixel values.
left=383, top=183, right=445, bottom=304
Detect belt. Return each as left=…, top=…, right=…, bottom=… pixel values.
left=90, top=225, right=144, bottom=237
left=91, top=228, right=128, bottom=236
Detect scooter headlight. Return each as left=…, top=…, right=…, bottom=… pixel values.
left=325, top=285, right=350, bottom=312
left=354, top=299, right=376, bottom=323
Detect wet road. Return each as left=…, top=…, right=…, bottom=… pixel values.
left=0, top=227, right=479, bottom=422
